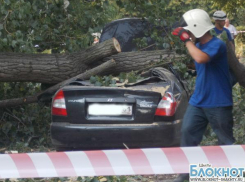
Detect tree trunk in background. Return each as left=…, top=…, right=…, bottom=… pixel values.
left=226, top=41, right=245, bottom=88
left=0, top=38, right=121, bottom=84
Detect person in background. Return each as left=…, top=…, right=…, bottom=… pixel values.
left=172, top=9, right=234, bottom=182
left=93, top=37, right=99, bottom=44
left=213, top=10, right=237, bottom=85
left=212, top=11, right=234, bottom=46
left=225, top=18, right=238, bottom=47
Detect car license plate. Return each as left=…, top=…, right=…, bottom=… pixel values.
left=88, top=104, right=132, bottom=116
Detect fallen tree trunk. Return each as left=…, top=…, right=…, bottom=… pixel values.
left=0, top=59, right=116, bottom=108
left=0, top=38, right=120, bottom=84
left=101, top=50, right=185, bottom=75
left=0, top=47, right=183, bottom=83
left=226, top=41, right=245, bottom=88
left=39, top=59, right=116, bottom=97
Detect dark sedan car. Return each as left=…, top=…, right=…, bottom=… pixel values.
left=51, top=67, right=189, bottom=150
left=50, top=18, right=189, bottom=151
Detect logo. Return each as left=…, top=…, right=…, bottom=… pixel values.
left=107, top=98, right=113, bottom=102
left=190, top=164, right=245, bottom=182
left=183, top=32, right=189, bottom=39
left=139, top=100, right=153, bottom=108
left=67, top=99, right=84, bottom=103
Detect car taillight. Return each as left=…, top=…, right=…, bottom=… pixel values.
left=155, top=92, right=177, bottom=116
left=52, top=90, right=67, bottom=116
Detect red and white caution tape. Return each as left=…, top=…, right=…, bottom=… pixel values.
left=238, top=31, right=245, bottom=33
left=0, top=145, right=245, bottom=179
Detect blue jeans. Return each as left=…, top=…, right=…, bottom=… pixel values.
left=181, top=104, right=235, bottom=147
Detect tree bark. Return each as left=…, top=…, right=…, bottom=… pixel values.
left=40, top=59, right=116, bottom=96
left=226, top=41, right=245, bottom=88
left=81, top=38, right=120, bottom=65
left=0, top=38, right=120, bottom=84
left=0, top=92, right=42, bottom=108
left=0, top=59, right=116, bottom=108
left=0, top=45, right=182, bottom=83
left=101, top=50, right=184, bottom=74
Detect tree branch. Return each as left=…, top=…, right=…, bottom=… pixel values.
left=0, top=59, right=116, bottom=108
left=226, top=41, right=245, bottom=88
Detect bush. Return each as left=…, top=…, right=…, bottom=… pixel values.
left=0, top=82, right=52, bottom=152
left=235, top=26, right=245, bottom=62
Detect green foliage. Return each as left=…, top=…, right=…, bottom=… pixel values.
left=90, top=75, right=116, bottom=87
left=0, top=81, right=52, bottom=152
left=232, top=85, right=245, bottom=144
left=127, top=71, right=144, bottom=83
left=133, top=37, right=148, bottom=50
left=207, top=0, right=245, bottom=15
left=0, top=0, right=243, bottom=54
left=89, top=71, right=144, bottom=87
left=0, top=0, right=122, bottom=53
left=0, top=82, right=40, bottom=99
left=235, top=9, right=245, bottom=26
left=235, top=27, right=245, bottom=60
left=236, top=26, right=245, bottom=42
left=0, top=104, right=52, bottom=152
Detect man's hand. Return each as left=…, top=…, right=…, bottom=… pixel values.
left=172, top=27, right=190, bottom=43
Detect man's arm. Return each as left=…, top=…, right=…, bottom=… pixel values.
left=172, top=27, right=210, bottom=64
left=185, top=41, right=210, bottom=64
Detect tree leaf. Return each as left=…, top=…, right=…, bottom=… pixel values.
left=94, top=81, right=102, bottom=86
left=90, top=76, right=97, bottom=84
left=4, top=0, right=10, bottom=5
left=54, top=29, right=59, bottom=33
left=12, top=40, right=17, bottom=47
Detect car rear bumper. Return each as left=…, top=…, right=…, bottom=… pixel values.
left=51, top=120, right=182, bottom=150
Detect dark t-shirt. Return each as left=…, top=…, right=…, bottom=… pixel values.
left=189, top=37, right=232, bottom=107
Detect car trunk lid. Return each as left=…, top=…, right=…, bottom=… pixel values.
left=57, top=82, right=169, bottom=124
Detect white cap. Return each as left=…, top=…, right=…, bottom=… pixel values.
left=213, top=11, right=227, bottom=20
left=182, top=9, right=215, bottom=38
